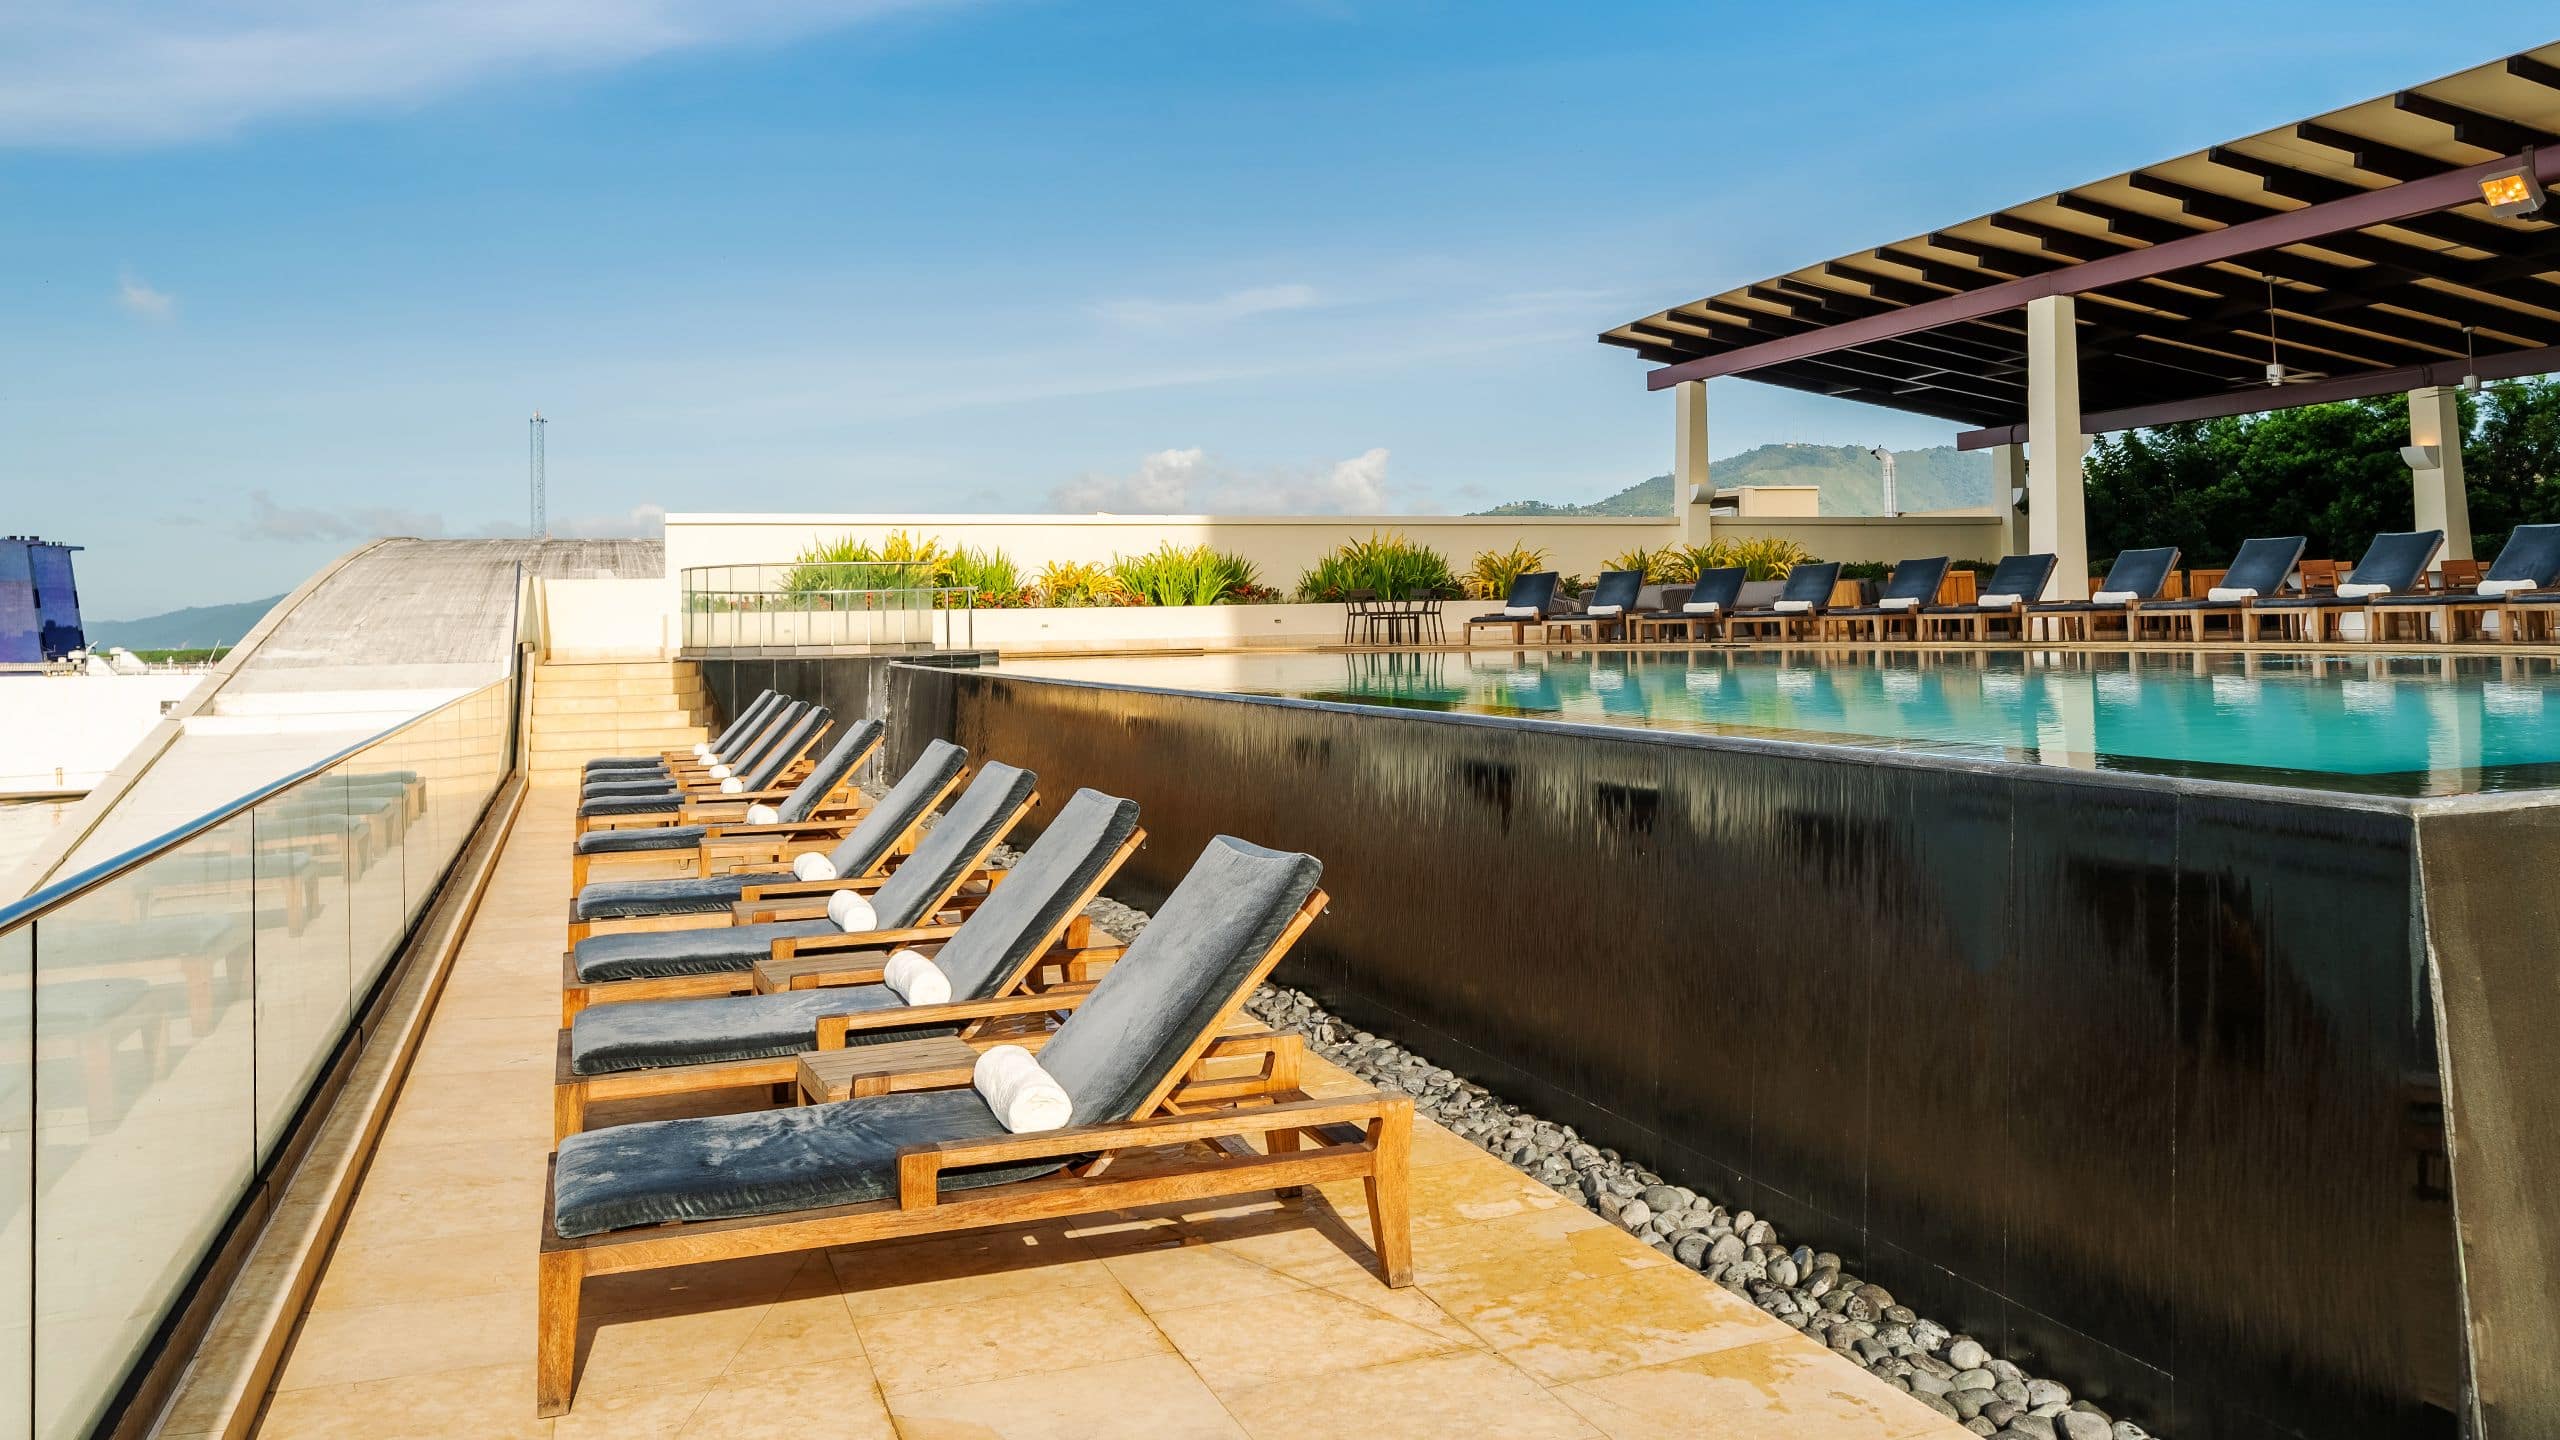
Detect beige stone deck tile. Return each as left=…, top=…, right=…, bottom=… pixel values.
left=1101, top=1238, right=1308, bottom=1313
left=254, top=749, right=1966, bottom=1440
left=826, top=1225, right=1112, bottom=1320
left=274, top=1290, right=534, bottom=1391
left=1556, top=1336, right=1971, bottom=1439
left=722, top=1287, right=868, bottom=1375
left=256, top=1361, right=553, bottom=1440
left=547, top=1383, right=704, bottom=1440
left=571, top=1299, right=770, bottom=1397
left=307, top=1225, right=528, bottom=1311
left=883, top=1352, right=1246, bottom=1440
left=1151, top=1284, right=1462, bottom=1397
left=1221, top=1348, right=1601, bottom=1440
left=1439, top=1264, right=1797, bottom=1385
left=853, top=1283, right=1169, bottom=1395
left=674, top=1359, right=897, bottom=1439
left=1412, top=1205, right=1670, bottom=1303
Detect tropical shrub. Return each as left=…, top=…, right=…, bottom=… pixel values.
left=939, top=544, right=1021, bottom=597
left=1603, top=545, right=1682, bottom=583
left=1675, top=536, right=1812, bottom=581
left=1108, top=543, right=1265, bottom=606
left=1028, top=559, right=1133, bottom=607
left=1295, top=531, right=1461, bottom=602
left=1462, top=543, right=1551, bottom=600
left=780, top=530, right=947, bottom=593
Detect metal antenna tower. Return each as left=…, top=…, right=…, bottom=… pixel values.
left=529, top=412, right=549, bottom=539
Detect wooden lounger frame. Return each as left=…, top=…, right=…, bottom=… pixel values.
left=574, top=721, right=837, bottom=835
left=563, top=767, right=975, bottom=945
left=551, top=827, right=1146, bottom=1136
left=535, top=890, right=1412, bottom=1419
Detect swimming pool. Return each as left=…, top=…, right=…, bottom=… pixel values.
left=995, top=649, right=2560, bottom=796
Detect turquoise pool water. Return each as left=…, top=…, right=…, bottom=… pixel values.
left=995, top=650, right=2560, bottom=796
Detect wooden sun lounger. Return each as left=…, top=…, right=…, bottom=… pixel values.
left=552, top=824, right=1146, bottom=1136
left=535, top=887, right=1413, bottom=1419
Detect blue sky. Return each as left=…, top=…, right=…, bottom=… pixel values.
left=5, top=2, right=2554, bottom=617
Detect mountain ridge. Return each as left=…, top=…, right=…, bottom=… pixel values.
left=1473, top=442, right=1994, bottom=517
left=83, top=595, right=284, bottom=651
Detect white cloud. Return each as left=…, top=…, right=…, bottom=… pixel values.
left=1093, top=283, right=1321, bottom=331
left=0, top=2, right=952, bottom=147
left=241, top=489, right=446, bottom=542
left=551, top=502, right=666, bottom=538
left=116, top=270, right=174, bottom=319
left=1049, top=447, right=1393, bottom=516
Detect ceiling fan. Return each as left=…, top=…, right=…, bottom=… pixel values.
left=2254, top=275, right=2328, bottom=389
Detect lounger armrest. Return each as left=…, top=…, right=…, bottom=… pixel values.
left=702, top=819, right=863, bottom=842
left=735, top=875, right=891, bottom=905
left=772, top=923, right=961, bottom=960
left=894, top=1092, right=1411, bottom=1209
left=815, top=983, right=1096, bottom=1048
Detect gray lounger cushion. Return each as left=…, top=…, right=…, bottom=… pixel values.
left=578, top=789, right=682, bottom=820
left=572, top=824, right=706, bottom=856
left=552, top=1089, right=1047, bottom=1237
left=570, top=719, right=885, bottom=860
left=571, top=741, right=971, bottom=922
left=2139, top=536, right=2304, bottom=611
left=579, top=700, right=815, bottom=798
left=572, top=918, right=838, bottom=984
left=567, top=788, right=1139, bottom=1060
left=1824, top=557, right=1949, bottom=617
left=569, top=986, right=926, bottom=1074
left=550, top=833, right=1317, bottom=1239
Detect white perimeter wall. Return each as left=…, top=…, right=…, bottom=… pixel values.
left=662, top=511, right=2008, bottom=585
left=0, top=674, right=206, bottom=796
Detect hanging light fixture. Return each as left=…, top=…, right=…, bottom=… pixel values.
left=2478, top=147, right=2546, bottom=219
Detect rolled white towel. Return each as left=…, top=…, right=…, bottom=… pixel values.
left=708, top=763, right=732, bottom=780
left=2092, top=589, right=2139, bottom=605
left=1681, top=600, right=1721, bottom=615
left=973, top=1045, right=1072, bottom=1134
left=1880, top=597, right=1918, bottom=611
left=692, top=742, right=714, bottom=759
left=719, top=777, right=744, bottom=794
left=2479, top=578, right=2537, bottom=597
left=743, top=803, right=780, bottom=825
left=2335, top=582, right=2390, bottom=599
left=1585, top=603, right=1623, bottom=617
left=792, top=852, right=839, bottom=882
left=2207, top=586, right=2257, bottom=603
left=826, top=888, right=876, bottom=931
left=1977, top=593, right=2021, bottom=609
left=882, top=948, right=951, bottom=1005
left=1772, top=599, right=1813, bottom=614
left=1502, top=605, right=1539, bottom=618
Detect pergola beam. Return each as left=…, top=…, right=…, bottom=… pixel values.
left=1953, top=339, right=2560, bottom=449
left=1641, top=146, right=2560, bottom=391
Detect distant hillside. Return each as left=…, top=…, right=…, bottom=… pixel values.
left=1475, top=443, right=1994, bottom=517
left=84, top=595, right=283, bottom=651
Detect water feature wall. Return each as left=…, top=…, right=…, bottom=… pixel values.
left=891, top=663, right=2470, bottom=1440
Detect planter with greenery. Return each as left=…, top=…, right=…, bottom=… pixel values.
left=1295, top=532, right=1461, bottom=602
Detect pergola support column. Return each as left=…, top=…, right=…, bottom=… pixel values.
left=1675, top=380, right=1712, bottom=546
left=2407, top=385, right=2473, bottom=564
left=2025, top=295, right=2090, bottom=600
left=1989, top=443, right=2027, bottom=559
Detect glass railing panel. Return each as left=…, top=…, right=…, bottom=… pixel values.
left=0, top=923, right=31, bottom=1440
left=31, top=817, right=257, bottom=1436
left=249, top=776, right=354, bottom=1160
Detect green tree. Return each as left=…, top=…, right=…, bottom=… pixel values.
left=2081, top=379, right=2560, bottom=566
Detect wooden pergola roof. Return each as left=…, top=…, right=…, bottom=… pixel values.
left=1601, top=44, right=2560, bottom=449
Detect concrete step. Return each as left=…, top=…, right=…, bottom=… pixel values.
left=530, top=708, right=706, bottom=734
left=533, top=676, right=709, bottom=701
left=529, top=727, right=706, bottom=756
left=533, top=691, right=707, bottom=717
left=534, top=660, right=699, bottom=682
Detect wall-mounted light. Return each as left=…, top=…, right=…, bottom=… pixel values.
left=2400, top=444, right=2444, bottom=471
left=2479, top=147, right=2546, bottom=218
